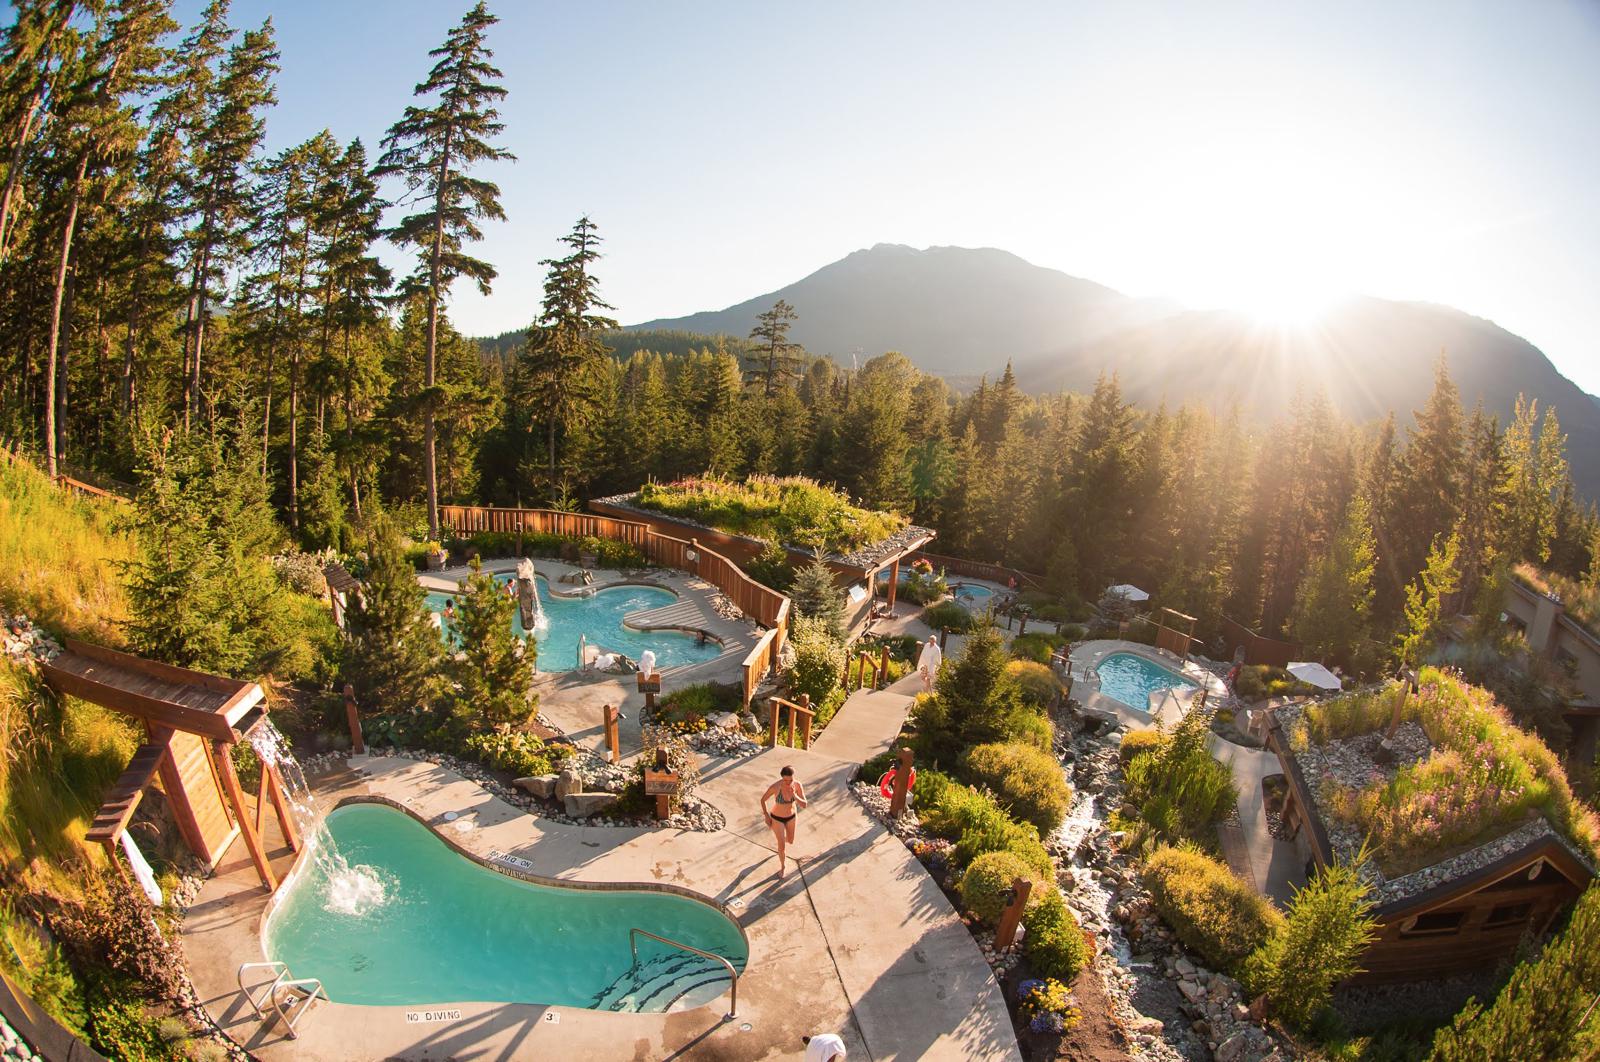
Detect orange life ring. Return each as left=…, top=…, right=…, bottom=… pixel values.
left=879, top=767, right=916, bottom=799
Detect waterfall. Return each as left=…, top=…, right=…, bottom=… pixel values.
left=249, top=720, right=389, bottom=918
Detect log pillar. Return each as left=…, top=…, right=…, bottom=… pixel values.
left=344, top=683, right=364, bottom=755
left=995, top=877, right=1033, bottom=950
left=886, top=559, right=900, bottom=612
left=797, top=694, right=811, bottom=750
left=767, top=699, right=780, bottom=748
left=212, top=740, right=276, bottom=891
left=603, top=705, right=621, bottom=765
left=889, top=746, right=914, bottom=817
left=265, top=761, right=301, bottom=853
left=879, top=645, right=890, bottom=690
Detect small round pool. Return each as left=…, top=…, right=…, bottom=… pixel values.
left=424, top=574, right=722, bottom=672
left=952, top=583, right=995, bottom=610
left=1096, top=651, right=1196, bottom=710
left=265, top=804, right=747, bottom=1011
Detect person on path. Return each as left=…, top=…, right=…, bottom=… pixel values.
left=917, top=634, right=942, bottom=694
left=803, top=1033, right=847, bottom=1061
left=759, top=765, right=808, bottom=879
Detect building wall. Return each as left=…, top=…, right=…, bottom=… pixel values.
left=1504, top=580, right=1600, bottom=703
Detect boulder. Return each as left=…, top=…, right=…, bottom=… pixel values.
left=1178, top=978, right=1207, bottom=1004
left=564, top=792, right=620, bottom=818
left=555, top=769, right=584, bottom=800
left=514, top=775, right=559, bottom=799
left=709, top=711, right=741, bottom=730
left=1215, top=1031, right=1250, bottom=1062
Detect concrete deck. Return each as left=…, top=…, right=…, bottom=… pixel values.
left=185, top=744, right=1019, bottom=1061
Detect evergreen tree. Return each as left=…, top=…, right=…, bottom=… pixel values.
left=789, top=559, right=846, bottom=641
left=1394, top=356, right=1464, bottom=593
left=1288, top=496, right=1377, bottom=667
left=1246, top=860, right=1379, bottom=1028
left=450, top=558, right=533, bottom=726
left=914, top=625, right=1021, bottom=765
left=1398, top=531, right=1461, bottom=667
left=342, top=517, right=445, bottom=713
left=744, top=299, right=803, bottom=396
left=375, top=0, right=511, bottom=540
left=1501, top=394, right=1566, bottom=565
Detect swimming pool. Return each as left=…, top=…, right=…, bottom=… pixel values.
left=1095, top=651, right=1197, bottom=710
left=424, top=574, right=723, bottom=672
left=952, top=583, right=995, bottom=609
left=265, top=804, right=748, bottom=1011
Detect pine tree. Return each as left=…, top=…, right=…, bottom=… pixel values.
left=375, top=0, right=512, bottom=540
left=1501, top=394, right=1567, bottom=566
left=915, top=624, right=1021, bottom=765
left=1395, top=356, right=1464, bottom=591
left=450, top=558, right=533, bottom=726
left=1288, top=496, right=1377, bottom=667
left=789, top=559, right=845, bottom=640
left=342, top=517, right=445, bottom=713
left=1398, top=532, right=1461, bottom=667
left=745, top=299, right=803, bottom=396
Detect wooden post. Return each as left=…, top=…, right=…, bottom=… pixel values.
left=653, top=748, right=672, bottom=821
left=254, top=771, right=270, bottom=836
left=797, top=694, right=811, bottom=750
left=879, top=645, right=890, bottom=689
left=1018, top=613, right=1028, bottom=636
left=344, top=683, right=364, bottom=755
left=603, top=705, right=621, bottom=764
left=886, top=558, right=900, bottom=612
left=995, top=877, right=1032, bottom=950
left=212, top=740, right=276, bottom=891
left=889, top=746, right=913, bottom=817
left=767, top=699, right=780, bottom=748
left=939, top=626, right=948, bottom=651
left=265, top=761, right=301, bottom=853
left=690, top=537, right=702, bottom=577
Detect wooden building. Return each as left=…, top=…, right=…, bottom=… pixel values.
left=1264, top=709, right=1593, bottom=982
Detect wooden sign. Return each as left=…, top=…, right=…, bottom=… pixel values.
left=636, top=673, right=661, bottom=693
left=643, top=769, right=680, bottom=796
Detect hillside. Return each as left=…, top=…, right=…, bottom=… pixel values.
left=625, top=245, right=1600, bottom=498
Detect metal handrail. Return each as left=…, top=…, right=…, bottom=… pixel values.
left=237, top=960, right=327, bottom=1040
left=629, top=927, right=739, bottom=1018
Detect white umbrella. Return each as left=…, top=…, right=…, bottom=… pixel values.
left=1106, top=584, right=1150, bottom=603
left=1288, top=661, right=1342, bottom=691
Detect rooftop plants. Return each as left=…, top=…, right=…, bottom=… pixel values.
left=634, top=475, right=906, bottom=554
left=1296, top=668, right=1600, bottom=875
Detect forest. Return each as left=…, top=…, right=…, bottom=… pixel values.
left=1, top=0, right=1596, bottom=677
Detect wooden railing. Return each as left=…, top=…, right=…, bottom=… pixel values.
left=767, top=695, right=815, bottom=750
left=741, top=627, right=781, bottom=709
left=438, top=504, right=792, bottom=668
left=907, top=550, right=1042, bottom=589
left=845, top=646, right=890, bottom=692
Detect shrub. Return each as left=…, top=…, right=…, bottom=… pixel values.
left=1023, top=888, right=1091, bottom=982
left=959, top=850, right=1045, bottom=925
left=921, top=600, right=977, bottom=633
left=811, top=685, right=848, bottom=728
left=787, top=616, right=847, bottom=705
left=961, top=741, right=1072, bottom=835
left=791, top=560, right=847, bottom=640
left=634, top=475, right=906, bottom=553
left=1009, top=630, right=1067, bottom=665
left=1243, top=861, right=1379, bottom=1029
left=919, top=778, right=1054, bottom=878
left=659, top=681, right=743, bottom=730
left=86, top=990, right=184, bottom=1062
left=742, top=539, right=793, bottom=591
left=1118, top=728, right=1165, bottom=764
left=895, top=568, right=949, bottom=605
left=998, top=705, right=1054, bottom=752
left=461, top=730, right=571, bottom=777
left=1006, top=660, right=1062, bottom=708
left=1144, top=845, right=1284, bottom=971
left=1428, top=883, right=1600, bottom=1061
left=1121, top=710, right=1237, bottom=846
left=914, top=625, right=1023, bottom=765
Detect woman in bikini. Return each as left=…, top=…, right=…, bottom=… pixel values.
left=760, top=765, right=808, bottom=879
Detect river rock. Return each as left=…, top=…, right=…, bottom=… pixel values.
left=1216, top=1030, right=1250, bottom=1062
left=564, top=792, right=620, bottom=818
left=514, top=775, right=558, bottom=799
left=710, top=711, right=740, bottom=730
left=1178, top=978, right=1206, bottom=1004
left=555, top=769, right=584, bottom=800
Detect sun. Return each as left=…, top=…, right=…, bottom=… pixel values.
left=1224, top=274, right=1346, bottom=328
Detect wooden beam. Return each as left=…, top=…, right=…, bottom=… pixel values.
left=42, top=662, right=240, bottom=743
left=212, top=739, right=276, bottom=891
left=83, top=742, right=165, bottom=844
left=266, top=761, right=301, bottom=853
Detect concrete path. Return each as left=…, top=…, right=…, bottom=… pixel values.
left=186, top=749, right=1020, bottom=1062
left=810, top=673, right=922, bottom=766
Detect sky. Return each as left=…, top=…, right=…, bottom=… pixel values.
left=181, top=0, right=1600, bottom=393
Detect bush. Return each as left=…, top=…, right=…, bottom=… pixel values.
left=1006, top=660, right=1062, bottom=708
left=920, top=778, right=1054, bottom=877
left=812, top=686, right=848, bottom=728
left=895, top=568, right=949, bottom=605
left=658, top=681, right=743, bottom=730
left=86, top=991, right=184, bottom=1062
left=1119, top=728, right=1165, bottom=764
left=922, top=600, right=977, bottom=633
left=961, top=741, right=1072, bottom=835
left=998, top=705, right=1054, bottom=752
left=1023, top=888, right=1091, bottom=982
left=959, top=850, right=1045, bottom=925
left=635, top=475, right=906, bottom=553
left=787, top=616, right=847, bottom=705
left=742, top=539, right=793, bottom=592
left=1144, top=845, right=1284, bottom=971
left=1121, top=710, right=1237, bottom=846
left=461, top=730, right=572, bottom=777
left=1243, top=861, right=1379, bottom=1029
left=1009, top=630, right=1067, bottom=665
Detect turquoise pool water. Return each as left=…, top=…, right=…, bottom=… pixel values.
left=264, top=804, right=748, bottom=1010
left=424, top=574, right=722, bottom=672
left=953, top=583, right=995, bottom=609
left=1096, top=651, right=1197, bottom=710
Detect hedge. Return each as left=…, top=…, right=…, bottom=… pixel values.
left=1006, top=660, right=1062, bottom=708
left=959, top=850, right=1046, bottom=925
left=961, top=741, right=1072, bottom=835
left=922, top=600, right=978, bottom=633
left=1118, top=728, right=1165, bottom=764
left=1144, top=845, right=1284, bottom=972
left=918, top=776, right=1054, bottom=878
left=1024, top=888, right=1091, bottom=982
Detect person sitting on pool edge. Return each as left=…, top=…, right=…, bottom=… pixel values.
left=759, top=765, right=808, bottom=880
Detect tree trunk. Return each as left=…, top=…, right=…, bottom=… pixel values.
left=0, top=86, right=46, bottom=262
left=183, top=202, right=216, bottom=429
left=423, top=137, right=452, bottom=543
left=288, top=349, right=299, bottom=532
left=44, top=153, right=88, bottom=478
left=57, top=249, right=78, bottom=464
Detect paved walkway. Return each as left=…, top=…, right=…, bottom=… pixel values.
left=185, top=744, right=1019, bottom=1062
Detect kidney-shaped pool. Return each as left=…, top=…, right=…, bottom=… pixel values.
left=264, top=803, right=748, bottom=1012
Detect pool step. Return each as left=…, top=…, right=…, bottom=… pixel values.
left=590, top=950, right=738, bottom=1013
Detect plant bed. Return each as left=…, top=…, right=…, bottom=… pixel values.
left=1009, top=941, right=1133, bottom=1062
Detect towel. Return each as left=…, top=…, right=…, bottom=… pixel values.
left=121, top=831, right=163, bottom=906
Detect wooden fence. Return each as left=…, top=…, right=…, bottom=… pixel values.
left=1220, top=615, right=1296, bottom=669
left=741, top=627, right=782, bottom=710
left=907, top=550, right=1043, bottom=589
left=438, top=504, right=792, bottom=666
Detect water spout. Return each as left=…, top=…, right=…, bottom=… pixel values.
left=516, top=558, right=547, bottom=633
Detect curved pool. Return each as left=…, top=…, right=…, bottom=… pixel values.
left=952, top=583, right=995, bottom=609
left=265, top=804, right=748, bottom=1010
left=425, top=574, right=723, bottom=672
left=1096, top=651, right=1196, bottom=710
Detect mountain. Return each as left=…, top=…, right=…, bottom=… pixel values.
left=625, top=245, right=1600, bottom=499
left=628, top=244, right=1175, bottom=375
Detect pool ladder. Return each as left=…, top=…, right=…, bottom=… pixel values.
left=237, top=960, right=327, bottom=1040
left=630, top=927, right=740, bottom=1018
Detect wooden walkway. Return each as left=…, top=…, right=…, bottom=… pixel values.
left=810, top=672, right=922, bottom=765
